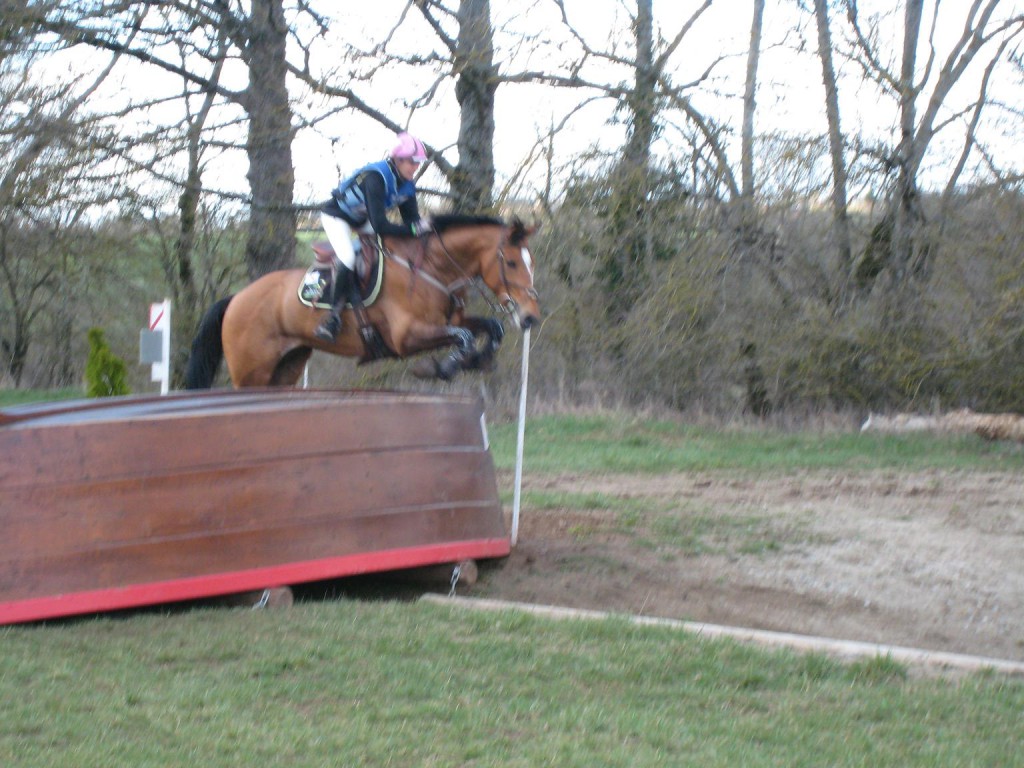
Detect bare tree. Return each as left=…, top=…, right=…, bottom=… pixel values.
left=536, top=0, right=721, bottom=314
left=287, top=0, right=500, bottom=212
left=0, top=9, right=129, bottom=385
left=844, top=0, right=1024, bottom=290
left=297, top=0, right=724, bottom=226
left=163, top=25, right=230, bottom=385
left=35, top=0, right=311, bottom=278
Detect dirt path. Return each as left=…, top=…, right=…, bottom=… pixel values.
left=474, top=469, right=1024, bottom=663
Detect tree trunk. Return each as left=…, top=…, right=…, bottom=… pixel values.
left=740, top=0, right=764, bottom=204
left=891, top=0, right=925, bottom=286
left=603, top=0, right=655, bottom=317
left=623, top=0, right=656, bottom=180
left=452, top=0, right=497, bottom=213
left=170, top=133, right=204, bottom=389
left=732, top=0, right=765, bottom=253
left=242, top=0, right=296, bottom=278
left=4, top=314, right=29, bottom=386
left=812, top=0, right=852, bottom=299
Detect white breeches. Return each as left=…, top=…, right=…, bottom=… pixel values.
left=320, top=212, right=371, bottom=270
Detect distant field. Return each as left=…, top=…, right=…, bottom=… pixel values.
left=487, top=411, right=1024, bottom=473
left=0, top=389, right=83, bottom=408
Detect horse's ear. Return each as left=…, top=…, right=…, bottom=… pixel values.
left=520, top=215, right=542, bottom=236
left=509, top=216, right=540, bottom=245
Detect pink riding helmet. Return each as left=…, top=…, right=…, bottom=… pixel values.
left=391, top=132, right=427, bottom=163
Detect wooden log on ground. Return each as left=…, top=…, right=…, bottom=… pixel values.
left=861, top=408, right=1024, bottom=443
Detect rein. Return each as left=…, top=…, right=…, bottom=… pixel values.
left=386, top=250, right=466, bottom=296
left=385, top=239, right=481, bottom=320
left=385, top=225, right=535, bottom=320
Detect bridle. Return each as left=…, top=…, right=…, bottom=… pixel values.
left=429, top=227, right=538, bottom=319
left=493, top=242, right=540, bottom=317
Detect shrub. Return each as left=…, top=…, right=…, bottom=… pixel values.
left=85, top=327, right=131, bottom=398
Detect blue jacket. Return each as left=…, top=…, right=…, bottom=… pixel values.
left=324, top=160, right=419, bottom=237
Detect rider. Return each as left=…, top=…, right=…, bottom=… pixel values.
left=314, top=131, right=432, bottom=342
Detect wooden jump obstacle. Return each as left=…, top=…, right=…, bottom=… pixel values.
left=0, top=389, right=509, bottom=625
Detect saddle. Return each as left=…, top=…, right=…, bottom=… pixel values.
left=298, top=234, right=389, bottom=362
left=298, top=234, right=384, bottom=309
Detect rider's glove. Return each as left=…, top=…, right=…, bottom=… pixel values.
left=411, top=218, right=432, bottom=237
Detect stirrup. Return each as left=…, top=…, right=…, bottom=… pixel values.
left=314, top=310, right=343, bottom=342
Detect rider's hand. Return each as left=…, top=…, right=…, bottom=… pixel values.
left=412, top=218, right=432, bottom=236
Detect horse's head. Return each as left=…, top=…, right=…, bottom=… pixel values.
left=483, top=217, right=541, bottom=331
left=427, top=214, right=541, bottom=331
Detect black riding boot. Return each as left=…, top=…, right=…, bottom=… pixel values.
left=314, top=264, right=355, bottom=342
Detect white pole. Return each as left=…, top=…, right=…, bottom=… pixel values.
left=160, top=299, right=171, bottom=395
left=510, top=326, right=531, bottom=547
left=148, top=299, right=171, bottom=395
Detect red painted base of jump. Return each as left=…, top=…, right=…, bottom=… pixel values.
left=0, top=389, right=510, bottom=625
left=0, top=539, right=509, bottom=625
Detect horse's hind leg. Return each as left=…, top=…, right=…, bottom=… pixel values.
left=270, top=346, right=313, bottom=386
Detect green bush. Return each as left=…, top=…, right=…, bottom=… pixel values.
left=84, top=327, right=131, bottom=398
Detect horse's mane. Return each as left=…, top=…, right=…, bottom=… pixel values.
left=431, top=213, right=534, bottom=246
left=431, top=213, right=505, bottom=233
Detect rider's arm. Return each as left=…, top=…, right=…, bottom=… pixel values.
left=361, top=173, right=417, bottom=238
left=397, top=194, right=420, bottom=227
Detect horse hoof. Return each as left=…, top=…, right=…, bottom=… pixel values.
left=436, top=364, right=458, bottom=381
left=215, top=586, right=293, bottom=609
left=410, top=357, right=439, bottom=379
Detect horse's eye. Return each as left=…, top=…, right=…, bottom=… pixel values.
left=507, top=261, right=518, bottom=269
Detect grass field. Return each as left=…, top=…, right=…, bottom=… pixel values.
left=2, top=600, right=1022, bottom=767
left=0, top=388, right=83, bottom=408
left=487, top=411, right=1024, bottom=474
left=2, top=400, right=1023, bottom=765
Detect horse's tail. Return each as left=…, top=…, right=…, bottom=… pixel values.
left=184, top=296, right=233, bottom=389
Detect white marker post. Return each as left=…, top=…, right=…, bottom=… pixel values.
left=510, top=326, right=531, bottom=547
left=141, top=299, right=172, bottom=395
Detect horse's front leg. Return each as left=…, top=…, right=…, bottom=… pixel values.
left=457, top=315, right=505, bottom=372
left=437, top=325, right=476, bottom=379
left=402, top=323, right=477, bottom=381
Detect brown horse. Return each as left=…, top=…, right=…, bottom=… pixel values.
left=185, top=214, right=541, bottom=388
